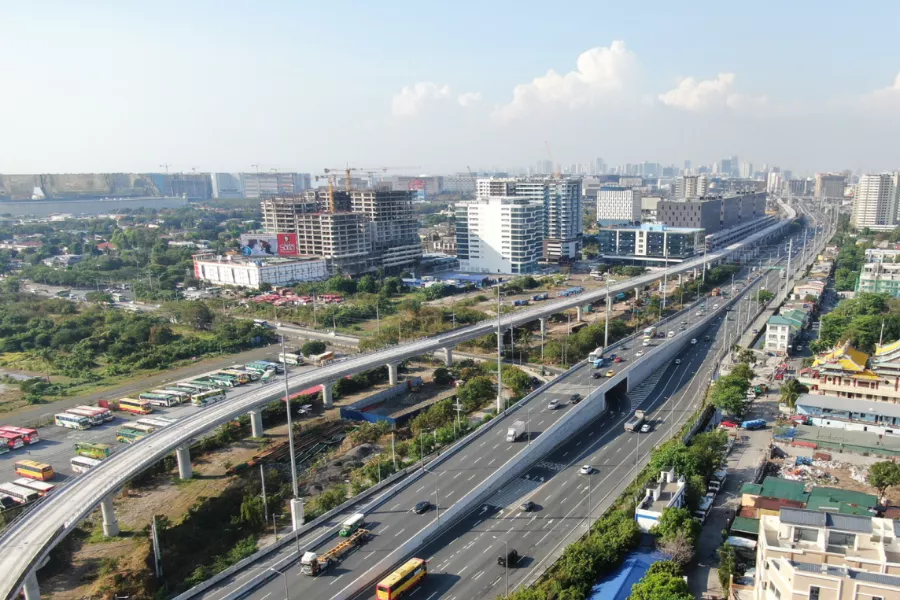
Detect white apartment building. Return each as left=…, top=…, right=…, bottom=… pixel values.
left=674, top=174, right=709, bottom=199
left=241, top=172, right=311, bottom=199
left=765, top=315, right=795, bottom=355
left=865, top=248, right=900, bottom=263
left=455, top=196, right=544, bottom=274
left=192, top=254, right=327, bottom=289
left=756, top=508, right=900, bottom=600
left=635, top=469, right=686, bottom=533
left=852, top=173, right=899, bottom=230
left=597, top=187, right=641, bottom=226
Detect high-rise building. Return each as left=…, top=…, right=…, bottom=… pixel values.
left=675, top=176, right=699, bottom=199
left=767, top=172, right=784, bottom=194
left=443, top=173, right=477, bottom=195
left=698, top=174, right=709, bottom=196
left=242, top=172, right=311, bottom=199
left=719, top=157, right=733, bottom=177
left=597, top=187, right=641, bottom=226
left=657, top=192, right=767, bottom=234
left=390, top=175, right=443, bottom=197
left=683, top=159, right=692, bottom=174
left=594, top=157, right=606, bottom=175
left=851, top=173, right=899, bottom=230
left=211, top=173, right=244, bottom=199
left=814, top=173, right=846, bottom=200
left=739, top=162, right=753, bottom=179
left=455, top=197, right=544, bottom=274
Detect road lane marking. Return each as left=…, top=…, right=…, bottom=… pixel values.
left=454, top=472, right=462, bottom=479
left=329, top=574, right=344, bottom=585
left=394, top=528, right=406, bottom=537
left=473, top=570, right=484, bottom=580
left=260, top=595, right=271, bottom=600
left=468, top=473, right=477, bottom=481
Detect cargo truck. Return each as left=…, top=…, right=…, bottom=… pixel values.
left=741, top=419, right=766, bottom=430
left=531, top=293, right=549, bottom=301
left=300, top=529, right=371, bottom=576
left=506, top=419, right=526, bottom=442
left=624, top=410, right=646, bottom=432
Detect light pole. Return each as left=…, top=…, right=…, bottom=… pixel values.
left=280, top=336, right=300, bottom=502
left=269, top=567, right=289, bottom=600
left=496, top=285, right=503, bottom=413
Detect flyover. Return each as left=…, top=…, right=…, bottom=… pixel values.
left=0, top=200, right=797, bottom=600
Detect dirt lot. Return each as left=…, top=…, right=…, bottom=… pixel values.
left=770, top=452, right=900, bottom=506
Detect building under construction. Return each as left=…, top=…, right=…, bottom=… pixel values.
left=260, top=187, right=421, bottom=275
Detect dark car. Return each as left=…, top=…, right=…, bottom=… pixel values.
left=519, top=500, right=535, bottom=512
left=498, top=549, right=519, bottom=568
left=571, top=393, right=583, bottom=404
left=413, top=501, right=433, bottom=514
left=592, top=371, right=602, bottom=379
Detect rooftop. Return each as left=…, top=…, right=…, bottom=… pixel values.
left=792, top=561, right=900, bottom=587
left=806, top=486, right=878, bottom=516
left=812, top=341, right=870, bottom=372
left=742, top=476, right=809, bottom=503
left=797, top=393, right=900, bottom=419
left=780, top=507, right=873, bottom=533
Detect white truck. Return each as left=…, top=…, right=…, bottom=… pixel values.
left=588, top=346, right=604, bottom=361
left=506, top=419, right=526, bottom=442
left=300, top=528, right=370, bottom=575
left=624, top=410, right=646, bottom=432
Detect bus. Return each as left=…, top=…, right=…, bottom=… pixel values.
left=0, top=426, right=39, bottom=444
left=127, top=423, right=158, bottom=434
left=339, top=513, right=366, bottom=537
left=13, top=478, right=55, bottom=496
left=117, top=398, right=152, bottom=415
left=193, top=378, right=229, bottom=389
left=206, top=375, right=236, bottom=388
left=180, top=382, right=215, bottom=392
left=154, top=389, right=189, bottom=403
left=116, top=427, right=150, bottom=444
left=136, top=418, right=173, bottom=429
left=192, top=389, right=226, bottom=407
left=248, top=360, right=283, bottom=374
left=74, top=442, right=111, bottom=459
left=165, top=386, right=203, bottom=400
left=139, top=392, right=179, bottom=408
left=74, top=406, right=113, bottom=423
left=15, top=460, right=54, bottom=481
left=0, top=482, right=40, bottom=504
left=70, top=456, right=102, bottom=474
left=218, top=371, right=249, bottom=384
left=0, top=431, right=26, bottom=449
left=228, top=368, right=260, bottom=381
left=376, top=558, right=427, bottom=600
left=65, top=407, right=105, bottom=427
left=642, top=326, right=657, bottom=339
left=54, top=413, right=91, bottom=430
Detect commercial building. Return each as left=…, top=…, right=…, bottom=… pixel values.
left=635, top=469, right=686, bottom=533
left=815, top=173, right=847, bottom=200
left=391, top=175, right=443, bottom=198
left=865, top=248, right=900, bottom=263
left=594, top=224, right=703, bottom=264
left=192, top=253, right=327, bottom=289
left=443, top=173, right=477, bottom=195
left=351, top=189, right=422, bottom=272
left=455, top=196, right=544, bottom=274
left=242, top=172, right=311, bottom=199
left=657, top=191, right=767, bottom=234
left=596, top=186, right=641, bottom=226
left=789, top=178, right=815, bottom=197
left=852, top=173, right=899, bottom=230
left=857, top=262, right=900, bottom=296
left=756, top=507, right=900, bottom=600
left=674, top=174, right=709, bottom=199
left=641, top=196, right=661, bottom=223
left=797, top=341, right=900, bottom=409
left=211, top=173, right=244, bottom=199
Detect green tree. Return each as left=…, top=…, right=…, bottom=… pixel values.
left=731, top=362, right=755, bottom=382
left=780, top=378, right=806, bottom=408
left=652, top=507, right=700, bottom=545
left=757, top=289, right=775, bottom=303
left=84, top=291, right=113, bottom=304
left=301, top=340, right=327, bottom=355
left=432, top=367, right=453, bottom=385
left=457, top=376, right=495, bottom=411
left=717, top=543, right=737, bottom=590
left=628, top=561, right=693, bottom=600
left=867, top=461, right=900, bottom=500
left=357, top=274, right=378, bottom=294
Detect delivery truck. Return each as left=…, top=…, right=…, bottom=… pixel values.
left=506, top=420, right=526, bottom=442
left=624, top=410, right=646, bottom=432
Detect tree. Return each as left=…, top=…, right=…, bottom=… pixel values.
left=85, top=291, right=113, bottom=304
left=432, top=367, right=453, bottom=386
left=731, top=362, right=755, bottom=382
left=628, top=561, right=693, bottom=600
left=757, top=289, right=775, bottom=303
left=357, top=274, right=378, bottom=294
left=658, top=530, right=695, bottom=565
left=652, top=507, right=700, bottom=545
left=301, top=340, right=326, bottom=355
left=718, top=543, right=737, bottom=590
left=457, top=376, right=495, bottom=411
left=867, top=461, right=900, bottom=500
left=780, top=378, right=806, bottom=408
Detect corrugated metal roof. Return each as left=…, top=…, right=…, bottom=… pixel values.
left=779, top=508, right=873, bottom=533
left=797, top=393, right=900, bottom=419
left=757, top=476, right=809, bottom=503
left=730, top=516, right=760, bottom=535
left=780, top=507, right=825, bottom=527
left=792, top=561, right=900, bottom=588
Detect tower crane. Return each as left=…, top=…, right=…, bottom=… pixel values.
left=319, top=166, right=422, bottom=212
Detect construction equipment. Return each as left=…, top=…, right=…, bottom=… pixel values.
left=319, top=166, right=421, bottom=212
left=300, top=528, right=371, bottom=575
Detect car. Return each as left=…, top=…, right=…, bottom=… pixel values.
left=752, top=328, right=759, bottom=334
left=796, top=345, right=804, bottom=351
left=720, top=420, right=739, bottom=429
left=713, top=304, right=720, bottom=309
left=606, top=370, right=615, bottom=377
left=609, top=354, right=617, bottom=359
left=579, top=465, right=594, bottom=475
left=691, top=338, right=697, bottom=344
left=675, top=358, right=682, bottom=365
left=592, top=371, right=603, bottom=379
left=570, top=393, right=582, bottom=404
left=614, top=356, right=623, bottom=363
left=704, top=336, right=710, bottom=342
left=640, top=423, right=652, bottom=433
left=635, top=351, right=644, bottom=357
left=642, top=340, right=650, bottom=346
left=519, top=500, right=535, bottom=512
left=696, top=311, right=703, bottom=316
left=548, top=399, right=561, bottom=410
left=414, top=501, right=433, bottom=514
left=667, top=331, right=676, bottom=338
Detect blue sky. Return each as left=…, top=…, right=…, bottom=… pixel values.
left=2, top=1, right=899, bottom=176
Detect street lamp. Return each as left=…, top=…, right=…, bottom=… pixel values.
left=268, top=567, right=289, bottom=600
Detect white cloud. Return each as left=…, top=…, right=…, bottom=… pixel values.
left=658, top=73, right=766, bottom=111
left=458, top=92, right=482, bottom=107
left=391, top=82, right=451, bottom=117
left=493, top=40, right=638, bottom=121
left=860, top=72, right=900, bottom=110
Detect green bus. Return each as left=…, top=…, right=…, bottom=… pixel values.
left=116, top=427, right=149, bottom=444
left=74, top=442, right=111, bottom=459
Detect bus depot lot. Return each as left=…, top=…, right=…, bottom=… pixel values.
left=0, top=363, right=314, bottom=483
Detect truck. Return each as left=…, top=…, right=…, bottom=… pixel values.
left=624, top=410, right=646, bottom=432
left=300, top=529, right=371, bottom=576
left=588, top=346, right=604, bottom=361
left=531, top=293, right=549, bottom=301
left=513, top=299, right=529, bottom=307
left=614, top=292, right=627, bottom=302
left=310, top=351, right=335, bottom=366
left=506, top=420, right=526, bottom=442
left=741, top=419, right=766, bottom=430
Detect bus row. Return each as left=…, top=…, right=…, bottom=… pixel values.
left=0, top=425, right=40, bottom=453
left=115, top=416, right=178, bottom=444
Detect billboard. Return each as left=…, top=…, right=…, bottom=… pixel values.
left=276, top=233, right=299, bottom=256
left=240, top=234, right=278, bottom=256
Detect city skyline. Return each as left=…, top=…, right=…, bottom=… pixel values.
left=2, top=1, right=899, bottom=174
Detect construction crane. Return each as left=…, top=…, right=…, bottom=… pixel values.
left=159, top=164, right=171, bottom=174
left=319, top=166, right=422, bottom=212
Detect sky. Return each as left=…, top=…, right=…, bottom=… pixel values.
left=2, top=0, right=900, bottom=177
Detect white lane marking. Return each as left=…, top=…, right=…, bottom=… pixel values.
left=523, top=531, right=531, bottom=538
left=415, top=485, right=426, bottom=493
left=394, top=528, right=406, bottom=537
left=492, top=576, right=502, bottom=586
left=616, top=447, right=622, bottom=453
left=488, top=458, right=496, bottom=466
left=562, top=451, right=568, bottom=457
left=468, top=473, right=477, bottom=481
left=260, top=595, right=271, bottom=600
left=391, top=503, right=401, bottom=509
left=474, top=519, right=482, bottom=527
left=454, top=472, right=462, bottom=479
left=492, top=442, right=500, bottom=450
left=473, top=570, right=484, bottom=580
left=329, top=574, right=344, bottom=585
left=426, top=593, right=439, bottom=600
left=381, top=525, right=390, bottom=533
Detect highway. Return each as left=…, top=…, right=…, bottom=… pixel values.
left=0, top=202, right=796, bottom=600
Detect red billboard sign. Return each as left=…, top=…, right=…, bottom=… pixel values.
left=277, top=233, right=299, bottom=256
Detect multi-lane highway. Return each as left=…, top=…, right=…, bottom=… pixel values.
left=0, top=201, right=798, bottom=600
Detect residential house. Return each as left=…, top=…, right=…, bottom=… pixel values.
left=635, top=469, right=686, bottom=532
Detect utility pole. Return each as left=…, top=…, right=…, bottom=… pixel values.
left=260, top=464, right=268, bottom=521
left=785, top=239, right=793, bottom=300
left=496, top=286, right=503, bottom=413
left=661, top=246, right=668, bottom=313
left=280, top=336, right=301, bottom=530
left=604, top=283, right=610, bottom=349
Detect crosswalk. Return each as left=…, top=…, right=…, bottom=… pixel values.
left=625, top=369, right=665, bottom=410
left=484, top=476, right=543, bottom=509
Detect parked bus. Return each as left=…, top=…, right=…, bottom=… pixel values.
left=219, top=371, right=250, bottom=384
left=0, top=426, right=39, bottom=444
left=117, top=398, right=152, bottom=415
left=0, top=431, right=26, bottom=450
left=74, top=405, right=113, bottom=423
left=70, top=456, right=102, bottom=474
left=139, top=392, right=179, bottom=408
left=15, top=460, right=54, bottom=481
left=228, top=367, right=260, bottom=381
left=206, top=375, right=236, bottom=388
left=153, top=389, right=189, bottom=403
left=116, top=427, right=149, bottom=444
left=74, top=442, right=111, bottom=459
left=0, top=482, right=40, bottom=504
left=165, top=386, right=203, bottom=399
left=376, top=558, right=427, bottom=600
left=339, top=513, right=366, bottom=537
left=127, top=422, right=158, bottom=434
left=192, top=388, right=226, bottom=407
left=65, top=407, right=105, bottom=426
left=136, top=418, right=173, bottom=429
left=248, top=360, right=283, bottom=374
left=54, top=413, right=91, bottom=430
left=180, top=382, right=215, bottom=392
left=13, top=478, right=55, bottom=496
left=192, top=378, right=229, bottom=389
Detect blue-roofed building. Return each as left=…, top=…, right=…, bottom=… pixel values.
left=589, top=549, right=664, bottom=600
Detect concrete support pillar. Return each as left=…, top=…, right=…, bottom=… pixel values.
left=249, top=410, right=264, bottom=438
left=290, top=497, right=304, bottom=531
left=176, top=444, right=192, bottom=480
left=576, top=305, right=583, bottom=321
left=387, top=362, right=399, bottom=386
left=539, top=317, right=547, bottom=337
left=22, top=571, right=40, bottom=600
left=321, top=381, right=334, bottom=409
left=443, top=346, right=453, bottom=367
left=100, top=494, right=120, bottom=537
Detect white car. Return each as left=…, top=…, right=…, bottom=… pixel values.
left=579, top=465, right=594, bottom=475
left=636, top=351, right=644, bottom=357
left=667, top=331, right=675, bottom=338
left=640, top=423, right=652, bottom=433
left=675, top=358, right=682, bottom=365
left=691, top=338, right=697, bottom=345
left=548, top=399, right=561, bottom=410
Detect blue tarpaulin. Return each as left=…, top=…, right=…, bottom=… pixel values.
left=589, top=550, right=663, bottom=600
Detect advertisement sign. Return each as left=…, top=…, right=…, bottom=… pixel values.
left=240, top=234, right=278, bottom=256
left=277, top=233, right=299, bottom=256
